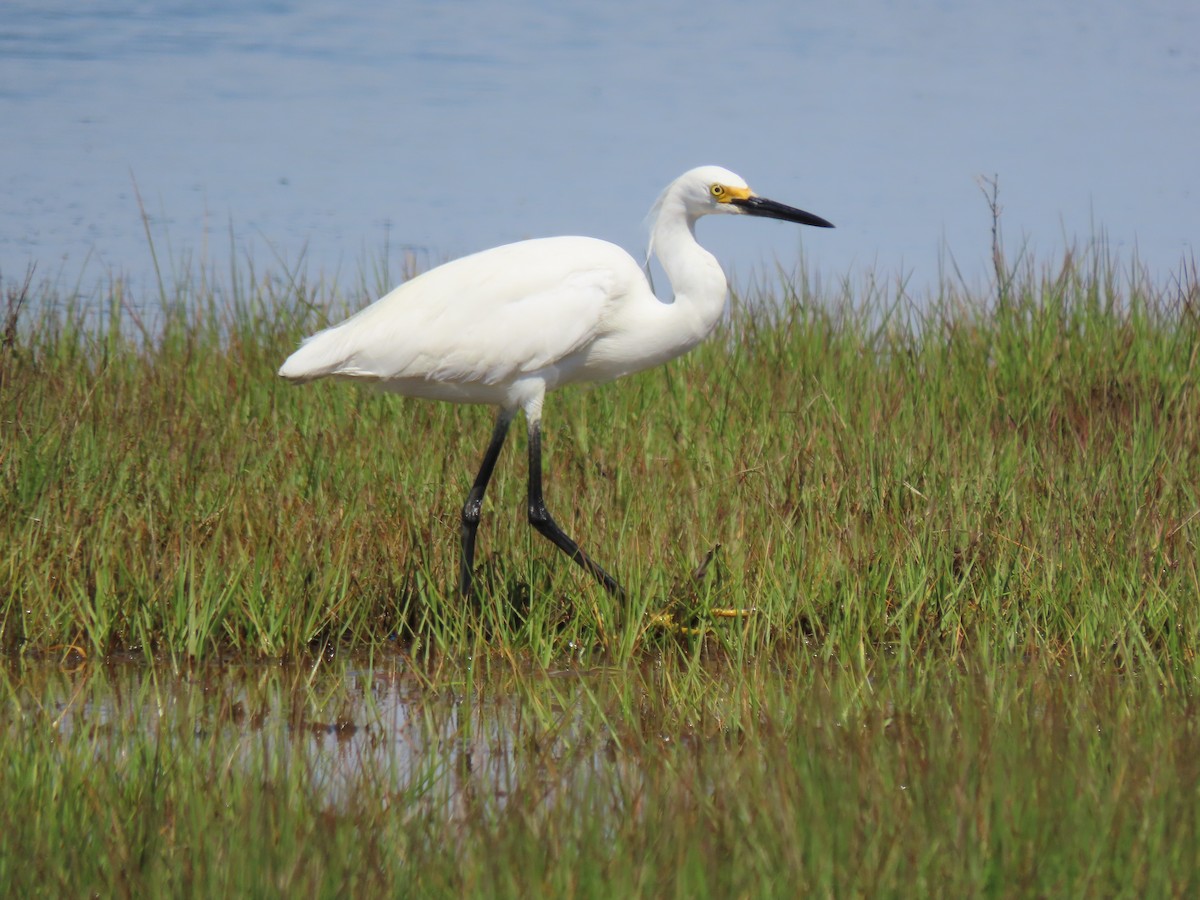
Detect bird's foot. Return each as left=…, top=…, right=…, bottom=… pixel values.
left=646, top=605, right=757, bottom=636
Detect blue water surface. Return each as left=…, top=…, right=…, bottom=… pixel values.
left=2, top=0, right=1196, bottom=300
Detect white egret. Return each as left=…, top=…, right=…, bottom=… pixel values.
left=279, top=166, right=833, bottom=600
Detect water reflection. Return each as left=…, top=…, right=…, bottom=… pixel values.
left=19, top=658, right=640, bottom=811
left=6, top=655, right=1200, bottom=893
left=10, top=654, right=1200, bottom=820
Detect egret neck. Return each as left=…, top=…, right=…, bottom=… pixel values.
left=647, top=188, right=729, bottom=352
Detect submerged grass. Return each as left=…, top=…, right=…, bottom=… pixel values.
left=2, top=653, right=1198, bottom=896
left=2, top=246, right=1199, bottom=669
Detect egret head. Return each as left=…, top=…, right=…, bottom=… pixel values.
left=661, top=165, right=834, bottom=228
left=674, top=165, right=752, bottom=215
left=645, top=166, right=833, bottom=266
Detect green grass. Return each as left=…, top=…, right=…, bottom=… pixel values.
left=2, top=243, right=1200, bottom=894
left=2, top=653, right=1198, bottom=896
left=3, top=246, right=1198, bottom=668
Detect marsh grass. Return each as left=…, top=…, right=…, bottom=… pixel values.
left=2, top=653, right=1198, bottom=896
left=3, top=242, right=1200, bottom=894
left=2, top=245, right=1199, bottom=669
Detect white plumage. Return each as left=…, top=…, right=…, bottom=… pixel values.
left=280, top=166, right=832, bottom=599
left=280, top=237, right=640, bottom=403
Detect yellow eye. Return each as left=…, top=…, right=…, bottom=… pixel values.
left=710, top=184, right=725, bottom=198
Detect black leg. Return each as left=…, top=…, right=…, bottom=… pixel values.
left=526, top=417, right=626, bottom=599
left=460, top=410, right=514, bottom=599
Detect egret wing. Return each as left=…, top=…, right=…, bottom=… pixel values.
left=281, top=237, right=637, bottom=387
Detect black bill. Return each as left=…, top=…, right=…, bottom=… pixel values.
left=731, top=195, right=834, bottom=228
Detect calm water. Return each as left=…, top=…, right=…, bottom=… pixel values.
left=27, top=659, right=623, bottom=809
left=14, top=656, right=1197, bottom=815
left=2, top=1, right=1197, bottom=300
